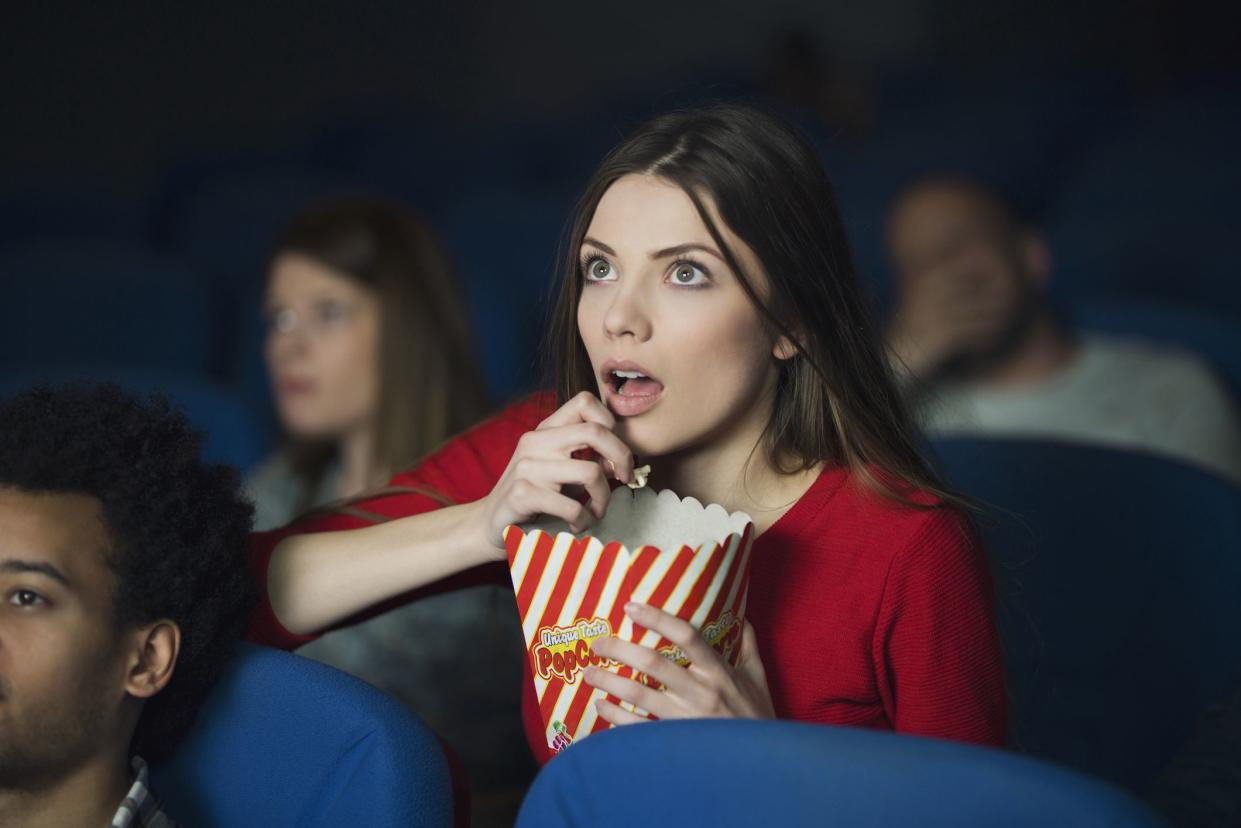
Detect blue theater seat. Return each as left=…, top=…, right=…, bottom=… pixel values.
left=148, top=147, right=315, bottom=246
left=0, top=239, right=214, bottom=376
left=320, top=118, right=502, bottom=220
left=441, top=188, right=573, bottom=402
left=168, top=168, right=363, bottom=304
left=1045, top=87, right=1240, bottom=313
left=1050, top=85, right=1241, bottom=225
left=1046, top=216, right=1238, bottom=316
left=152, top=643, right=453, bottom=828
left=0, top=178, right=145, bottom=245
left=166, top=169, right=365, bottom=378
left=517, top=720, right=1169, bottom=827
left=930, top=438, right=1241, bottom=792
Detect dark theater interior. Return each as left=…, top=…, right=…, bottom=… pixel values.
left=1, top=2, right=1238, bottom=826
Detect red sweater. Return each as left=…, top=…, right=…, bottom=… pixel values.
left=247, top=394, right=1006, bottom=764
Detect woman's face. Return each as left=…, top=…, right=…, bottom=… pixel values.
left=576, top=174, right=790, bottom=459
left=264, top=253, right=381, bottom=440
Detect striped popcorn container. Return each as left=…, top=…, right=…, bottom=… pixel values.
left=504, top=486, right=754, bottom=755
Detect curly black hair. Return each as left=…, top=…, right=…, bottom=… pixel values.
left=0, top=382, right=256, bottom=761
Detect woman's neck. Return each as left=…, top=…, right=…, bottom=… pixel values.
left=336, top=425, right=387, bottom=500
left=652, top=385, right=821, bottom=535
left=658, top=446, right=818, bottom=535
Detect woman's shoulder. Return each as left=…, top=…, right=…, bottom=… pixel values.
left=384, top=391, right=557, bottom=498
left=765, top=465, right=979, bottom=602
left=829, top=482, right=980, bottom=603
left=801, top=463, right=972, bottom=556
left=453, top=390, right=557, bottom=444
left=244, top=452, right=309, bottom=531
left=493, top=390, right=558, bottom=429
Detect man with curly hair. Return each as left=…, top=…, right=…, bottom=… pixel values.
left=0, top=383, right=255, bottom=827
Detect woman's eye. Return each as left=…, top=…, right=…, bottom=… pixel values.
left=583, top=258, right=615, bottom=281
left=9, top=590, right=46, bottom=608
left=670, top=262, right=708, bottom=286
left=269, top=308, right=297, bottom=333
left=316, top=302, right=351, bottom=325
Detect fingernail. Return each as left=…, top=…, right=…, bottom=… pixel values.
left=625, top=601, right=641, bottom=615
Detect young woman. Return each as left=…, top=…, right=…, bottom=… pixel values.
left=248, top=105, right=1006, bottom=767
left=245, top=198, right=532, bottom=794
left=248, top=197, right=489, bottom=526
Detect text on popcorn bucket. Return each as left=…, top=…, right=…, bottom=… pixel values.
left=533, top=618, right=617, bottom=683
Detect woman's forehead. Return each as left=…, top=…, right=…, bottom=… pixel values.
left=585, top=175, right=718, bottom=251
left=583, top=174, right=768, bottom=289
left=268, top=253, right=367, bottom=300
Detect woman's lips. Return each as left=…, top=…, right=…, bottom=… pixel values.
left=279, top=378, right=314, bottom=396
left=599, top=359, right=663, bottom=417
left=604, top=379, right=664, bottom=417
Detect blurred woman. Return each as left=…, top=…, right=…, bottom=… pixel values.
left=246, top=198, right=532, bottom=802
left=248, top=198, right=488, bottom=524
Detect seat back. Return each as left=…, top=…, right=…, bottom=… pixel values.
left=517, top=720, right=1170, bottom=827
left=152, top=643, right=453, bottom=827
left=931, top=437, right=1241, bottom=791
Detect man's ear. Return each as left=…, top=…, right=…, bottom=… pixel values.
left=124, top=620, right=180, bottom=700
left=1021, top=230, right=1052, bottom=288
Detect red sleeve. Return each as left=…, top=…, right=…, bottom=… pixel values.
left=871, top=508, right=1008, bottom=746
left=246, top=392, right=556, bottom=650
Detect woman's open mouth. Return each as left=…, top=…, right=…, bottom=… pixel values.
left=601, top=360, right=664, bottom=417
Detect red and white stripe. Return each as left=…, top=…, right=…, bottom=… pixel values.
left=504, top=522, right=754, bottom=751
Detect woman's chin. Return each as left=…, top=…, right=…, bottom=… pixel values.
left=280, top=417, right=345, bottom=443
left=614, top=418, right=680, bottom=463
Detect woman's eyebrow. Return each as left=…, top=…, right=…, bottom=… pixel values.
left=581, top=237, right=616, bottom=255
left=581, top=239, right=726, bottom=262
left=649, top=242, right=724, bottom=261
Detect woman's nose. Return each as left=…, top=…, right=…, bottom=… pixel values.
left=268, top=324, right=311, bottom=364
left=602, top=282, right=653, bottom=342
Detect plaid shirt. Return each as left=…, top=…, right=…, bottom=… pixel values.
left=111, top=757, right=178, bottom=828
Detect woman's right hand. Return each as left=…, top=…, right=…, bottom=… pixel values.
left=474, top=391, right=634, bottom=556
left=266, top=392, right=633, bottom=636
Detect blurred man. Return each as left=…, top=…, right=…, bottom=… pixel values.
left=0, top=384, right=254, bottom=827
left=885, top=176, right=1241, bottom=483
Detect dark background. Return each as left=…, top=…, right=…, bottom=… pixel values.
left=0, top=0, right=1237, bottom=465
left=5, top=0, right=1235, bottom=193
left=2, top=4, right=1238, bottom=824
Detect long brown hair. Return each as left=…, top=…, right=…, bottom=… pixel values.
left=548, top=104, right=962, bottom=508
left=270, top=197, right=490, bottom=504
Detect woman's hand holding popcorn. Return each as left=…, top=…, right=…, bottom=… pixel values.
left=475, top=392, right=634, bottom=557
left=584, top=601, right=775, bottom=724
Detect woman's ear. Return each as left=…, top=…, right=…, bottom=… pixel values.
left=773, top=334, right=801, bottom=361
left=124, top=620, right=181, bottom=700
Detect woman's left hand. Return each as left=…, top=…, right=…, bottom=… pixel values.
left=584, top=601, right=775, bottom=725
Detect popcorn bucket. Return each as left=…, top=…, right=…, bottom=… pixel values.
left=504, top=486, right=754, bottom=755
